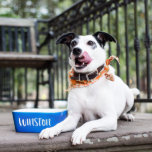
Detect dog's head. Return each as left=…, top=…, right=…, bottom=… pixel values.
left=56, top=31, right=116, bottom=73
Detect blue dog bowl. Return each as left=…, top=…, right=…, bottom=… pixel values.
left=12, top=109, right=67, bottom=133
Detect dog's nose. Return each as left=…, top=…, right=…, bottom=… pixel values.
left=73, top=48, right=82, bottom=56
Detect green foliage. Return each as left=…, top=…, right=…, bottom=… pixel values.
left=0, top=0, right=77, bottom=18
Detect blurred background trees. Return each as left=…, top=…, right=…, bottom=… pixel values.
left=0, top=0, right=77, bottom=18
left=0, top=0, right=78, bottom=104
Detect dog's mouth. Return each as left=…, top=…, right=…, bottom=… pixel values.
left=75, top=52, right=92, bottom=69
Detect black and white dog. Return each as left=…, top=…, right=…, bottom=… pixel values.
left=39, top=32, right=139, bottom=145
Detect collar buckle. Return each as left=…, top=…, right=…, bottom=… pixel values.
left=78, top=74, right=81, bottom=81
left=86, top=73, right=90, bottom=81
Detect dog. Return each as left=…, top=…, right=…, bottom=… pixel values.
left=39, top=31, right=140, bottom=145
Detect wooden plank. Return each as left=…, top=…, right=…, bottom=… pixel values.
left=0, top=53, right=56, bottom=61
left=0, top=18, right=35, bottom=27
left=0, top=53, right=56, bottom=68
left=0, top=113, right=152, bottom=152
left=0, top=61, right=52, bottom=68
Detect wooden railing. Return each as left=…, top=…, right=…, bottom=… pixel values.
left=0, top=18, right=56, bottom=107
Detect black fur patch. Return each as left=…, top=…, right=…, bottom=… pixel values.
left=93, top=31, right=116, bottom=48
left=56, top=32, right=77, bottom=48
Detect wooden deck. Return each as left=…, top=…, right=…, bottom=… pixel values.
left=0, top=53, right=57, bottom=68
left=0, top=111, right=152, bottom=152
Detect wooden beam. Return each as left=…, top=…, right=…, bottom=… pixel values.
left=0, top=53, right=56, bottom=68
left=0, top=18, right=35, bottom=27
left=0, top=53, right=55, bottom=61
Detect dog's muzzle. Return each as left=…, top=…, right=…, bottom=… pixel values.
left=74, top=51, right=92, bottom=70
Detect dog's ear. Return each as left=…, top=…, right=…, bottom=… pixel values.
left=56, top=32, right=76, bottom=47
left=93, top=31, right=116, bottom=48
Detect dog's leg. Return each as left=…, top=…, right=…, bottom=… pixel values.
left=39, top=113, right=81, bottom=139
left=119, top=104, right=135, bottom=121
left=120, top=89, right=135, bottom=121
left=119, top=113, right=134, bottom=121
left=71, top=116, right=117, bottom=145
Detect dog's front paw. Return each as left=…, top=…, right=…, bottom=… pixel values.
left=39, top=126, right=61, bottom=139
left=71, top=127, right=90, bottom=145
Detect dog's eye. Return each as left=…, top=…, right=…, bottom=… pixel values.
left=71, top=41, right=77, bottom=47
left=87, top=40, right=94, bottom=46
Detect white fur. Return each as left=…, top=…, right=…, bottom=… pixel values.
left=39, top=34, right=140, bottom=145
left=69, top=35, right=106, bottom=73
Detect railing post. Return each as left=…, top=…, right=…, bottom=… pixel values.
left=144, top=0, right=151, bottom=99
left=115, top=2, right=120, bottom=76
left=134, top=0, right=140, bottom=99
left=124, top=0, right=130, bottom=86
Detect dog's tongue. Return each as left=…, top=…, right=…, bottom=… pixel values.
left=78, top=51, right=92, bottom=63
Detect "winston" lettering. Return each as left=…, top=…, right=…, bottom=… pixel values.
left=18, top=118, right=51, bottom=127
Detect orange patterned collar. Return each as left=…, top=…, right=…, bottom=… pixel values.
left=68, top=56, right=119, bottom=90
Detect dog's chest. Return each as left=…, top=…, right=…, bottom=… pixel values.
left=83, top=101, right=99, bottom=121
left=68, top=77, right=111, bottom=120
left=76, top=81, right=105, bottom=114
left=77, top=86, right=97, bottom=108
